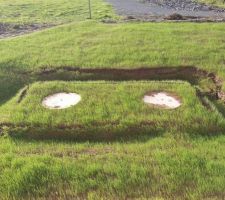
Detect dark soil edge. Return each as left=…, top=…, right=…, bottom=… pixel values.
left=33, top=66, right=224, bottom=100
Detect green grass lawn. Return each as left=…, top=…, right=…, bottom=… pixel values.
left=0, top=136, right=225, bottom=199
left=0, top=21, right=225, bottom=74
left=1, top=81, right=223, bottom=140
left=0, top=0, right=115, bottom=24
left=1, top=0, right=225, bottom=198
left=1, top=21, right=225, bottom=99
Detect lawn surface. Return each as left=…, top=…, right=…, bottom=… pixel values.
left=0, top=136, right=225, bottom=199
left=0, top=0, right=225, bottom=199
left=0, top=21, right=225, bottom=74
left=0, top=0, right=115, bottom=24
left=1, top=81, right=223, bottom=140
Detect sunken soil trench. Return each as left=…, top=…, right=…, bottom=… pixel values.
left=1, top=66, right=225, bottom=141
left=34, top=66, right=224, bottom=100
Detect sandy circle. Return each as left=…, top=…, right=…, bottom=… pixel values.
left=42, top=93, right=81, bottom=109
left=143, top=92, right=181, bottom=109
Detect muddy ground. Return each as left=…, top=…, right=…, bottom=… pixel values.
left=106, top=0, right=225, bottom=20
left=0, top=23, right=53, bottom=39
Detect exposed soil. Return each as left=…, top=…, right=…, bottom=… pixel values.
left=32, top=66, right=224, bottom=105
left=0, top=23, right=53, bottom=39
left=106, top=0, right=225, bottom=21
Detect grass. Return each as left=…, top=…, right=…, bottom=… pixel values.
left=1, top=0, right=225, bottom=198
left=0, top=21, right=225, bottom=74
left=197, top=0, right=225, bottom=7
left=1, top=80, right=224, bottom=140
left=0, top=136, right=225, bottom=199
left=1, top=21, right=225, bottom=98
left=0, top=0, right=115, bottom=24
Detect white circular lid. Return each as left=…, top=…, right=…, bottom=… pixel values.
left=143, top=92, right=181, bottom=109
left=42, top=93, right=81, bottom=109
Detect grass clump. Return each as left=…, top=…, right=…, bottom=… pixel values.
left=197, top=0, right=225, bottom=7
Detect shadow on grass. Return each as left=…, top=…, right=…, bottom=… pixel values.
left=5, top=124, right=164, bottom=143
left=3, top=119, right=225, bottom=143
left=0, top=73, right=30, bottom=105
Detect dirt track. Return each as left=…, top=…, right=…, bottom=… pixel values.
left=0, top=23, right=52, bottom=39
left=106, top=0, right=225, bottom=19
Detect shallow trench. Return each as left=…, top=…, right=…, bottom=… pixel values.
left=13, top=66, right=225, bottom=114
left=1, top=66, right=225, bottom=139
left=33, top=66, right=223, bottom=99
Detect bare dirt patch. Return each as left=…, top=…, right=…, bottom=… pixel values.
left=0, top=23, right=53, bottom=39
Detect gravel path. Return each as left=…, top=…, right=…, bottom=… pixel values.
left=106, top=0, right=225, bottom=19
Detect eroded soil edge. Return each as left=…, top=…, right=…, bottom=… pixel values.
left=34, top=66, right=224, bottom=100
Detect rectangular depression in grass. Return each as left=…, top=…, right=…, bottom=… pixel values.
left=1, top=81, right=224, bottom=140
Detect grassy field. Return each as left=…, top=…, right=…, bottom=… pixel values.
left=0, top=0, right=115, bottom=24
left=0, top=21, right=225, bottom=74
left=0, top=20, right=225, bottom=198
left=0, top=136, right=225, bottom=199
left=1, top=81, right=223, bottom=140
left=1, top=0, right=225, bottom=199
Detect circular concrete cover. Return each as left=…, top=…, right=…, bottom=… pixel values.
left=42, top=93, right=81, bottom=109
left=143, top=92, right=181, bottom=109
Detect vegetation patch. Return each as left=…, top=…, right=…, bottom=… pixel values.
left=0, top=80, right=224, bottom=140
left=1, top=21, right=225, bottom=77
left=197, top=0, right=225, bottom=7
left=0, top=2, right=225, bottom=197
left=0, top=0, right=116, bottom=38
left=0, top=0, right=115, bottom=24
